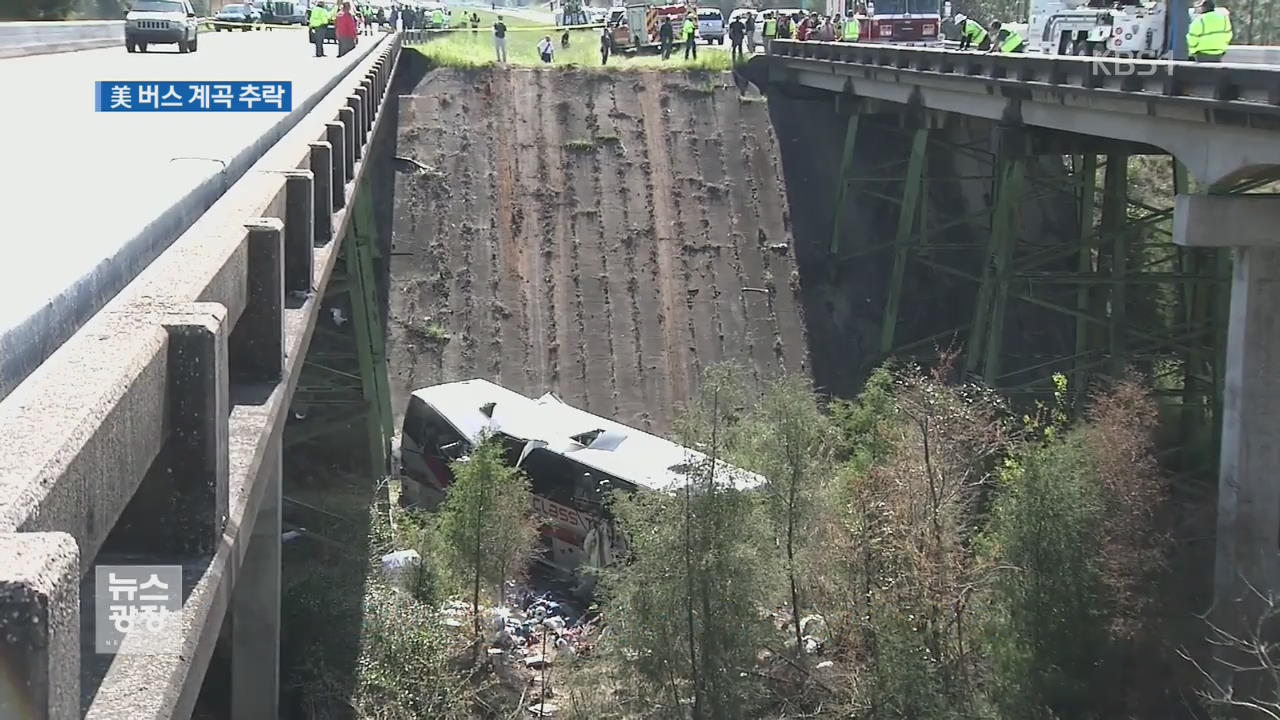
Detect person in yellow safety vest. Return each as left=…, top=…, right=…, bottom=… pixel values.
left=842, top=11, right=859, bottom=41
left=309, top=1, right=329, bottom=56
left=1187, top=0, right=1232, bottom=62
left=682, top=13, right=698, bottom=60
left=431, top=7, right=445, bottom=28
left=763, top=12, right=777, bottom=53
left=988, top=21, right=1025, bottom=52
left=953, top=13, right=989, bottom=50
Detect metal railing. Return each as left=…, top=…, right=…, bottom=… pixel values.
left=766, top=39, right=1280, bottom=111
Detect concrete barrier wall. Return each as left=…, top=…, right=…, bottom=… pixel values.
left=0, top=20, right=124, bottom=58
left=0, top=34, right=402, bottom=720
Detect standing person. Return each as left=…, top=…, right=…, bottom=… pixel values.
left=538, top=34, right=555, bottom=62
left=308, top=1, right=329, bottom=56
left=470, top=10, right=479, bottom=33
left=659, top=16, right=674, bottom=59
left=953, top=13, right=989, bottom=50
left=493, top=15, right=508, bottom=63
left=728, top=14, right=745, bottom=61
left=987, top=20, right=1025, bottom=52
left=1187, top=0, right=1232, bottom=61
left=744, top=12, right=755, bottom=51
left=843, top=10, right=860, bottom=41
left=682, top=12, right=697, bottom=59
left=335, top=1, right=358, bottom=56
left=762, top=11, right=776, bottom=51
left=600, top=25, right=612, bottom=64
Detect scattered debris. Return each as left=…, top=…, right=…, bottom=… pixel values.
left=379, top=549, right=421, bottom=593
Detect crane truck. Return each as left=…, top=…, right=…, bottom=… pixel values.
left=1026, top=0, right=1195, bottom=57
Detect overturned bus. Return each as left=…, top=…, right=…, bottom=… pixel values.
left=397, top=379, right=763, bottom=586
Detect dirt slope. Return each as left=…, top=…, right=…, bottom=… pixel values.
left=388, top=67, right=806, bottom=435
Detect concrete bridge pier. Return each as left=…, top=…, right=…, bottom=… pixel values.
left=231, top=449, right=282, bottom=719
left=1175, top=193, right=1280, bottom=661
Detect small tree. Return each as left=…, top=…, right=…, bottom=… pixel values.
left=601, top=366, right=775, bottom=720
left=737, top=374, right=836, bottom=660
left=437, top=435, right=539, bottom=658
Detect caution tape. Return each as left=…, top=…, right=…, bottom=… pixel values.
left=200, top=18, right=310, bottom=29
left=404, top=21, right=606, bottom=33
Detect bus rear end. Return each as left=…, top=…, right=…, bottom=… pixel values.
left=860, top=0, right=941, bottom=45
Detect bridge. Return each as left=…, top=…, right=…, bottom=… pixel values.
left=745, top=39, right=1280, bottom=634
left=0, top=28, right=399, bottom=719
left=0, top=27, right=1277, bottom=718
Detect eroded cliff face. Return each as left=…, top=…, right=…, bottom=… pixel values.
left=388, top=67, right=807, bottom=433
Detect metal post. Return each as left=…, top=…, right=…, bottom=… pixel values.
left=348, top=183, right=393, bottom=477
left=1074, top=154, right=1097, bottom=403
left=1102, top=153, right=1129, bottom=376
left=880, top=128, right=929, bottom=355
left=830, top=113, right=860, bottom=254
left=981, top=155, right=1026, bottom=384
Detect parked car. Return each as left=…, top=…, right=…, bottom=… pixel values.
left=213, top=3, right=262, bottom=29
left=697, top=6, right=724, bottom=43
left=125, top=0, right=200, bottom=52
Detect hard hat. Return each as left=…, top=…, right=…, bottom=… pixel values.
left=954, top=12, right=966, bottom=22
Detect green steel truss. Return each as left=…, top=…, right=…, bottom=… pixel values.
left=830, top=111, right=1265, bottom=469
left=288, top=179, right=394, bottom=478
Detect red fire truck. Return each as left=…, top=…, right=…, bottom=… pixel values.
left=850, top=0, right=943, bottom=45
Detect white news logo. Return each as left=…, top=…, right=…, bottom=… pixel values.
left=94, top=565, right=182, bottom=655
left=1092, top=51, right=1160, bottom=77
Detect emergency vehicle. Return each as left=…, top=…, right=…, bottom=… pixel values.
left=609, top=1, right=697, bottom=51
left=397, top=379, right=764, bottom=590
left=853, top=0, right=943, bottom=45
left=1027, top=0, right=1169, bottom=56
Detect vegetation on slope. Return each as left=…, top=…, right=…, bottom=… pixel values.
left=284, top=360, right=1199, bottom=719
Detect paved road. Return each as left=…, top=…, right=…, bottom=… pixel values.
left=0, top=29, right=384, bottom=397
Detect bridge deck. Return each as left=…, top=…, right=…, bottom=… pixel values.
left=0, top=31, right=382, bottom=401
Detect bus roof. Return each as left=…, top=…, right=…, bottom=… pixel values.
left=410, top=379, right=765, bottom=493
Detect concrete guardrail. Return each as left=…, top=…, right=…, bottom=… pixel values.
left=0, top=32, right=401, bottom=720
left=0, top=20, right=124, bottom=59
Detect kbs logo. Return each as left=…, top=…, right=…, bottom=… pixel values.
left=1092, top=51, right=1160, bottom=77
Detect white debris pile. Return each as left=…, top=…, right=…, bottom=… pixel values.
left=378, top=549, right=422, bottom=593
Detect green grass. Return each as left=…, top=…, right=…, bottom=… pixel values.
left=410, top=14, right=734, bottom=71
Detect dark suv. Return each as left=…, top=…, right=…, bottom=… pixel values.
left=125, top=0, right=200, bottom=53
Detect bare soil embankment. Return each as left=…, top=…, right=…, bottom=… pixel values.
left=388, top=68, right=807, bottom=434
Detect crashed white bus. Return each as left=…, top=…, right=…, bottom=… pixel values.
left=397, top=379, right=763, bottom=586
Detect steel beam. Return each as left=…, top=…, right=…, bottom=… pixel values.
left=880, top=128, right=929, bottom=355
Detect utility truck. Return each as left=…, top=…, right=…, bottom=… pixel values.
left=397, top=379, right=763, bottom=591
left=1027, top=0, right=1185, bottom=56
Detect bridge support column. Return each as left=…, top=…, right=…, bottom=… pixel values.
left=348, top=185, right=393, bottom=477
left=880, top=127, right=929, bottom=355
left=0, top=532, right=78, bottom=720
left=829, top=113, right=859, bottom=254
left=230, top=446, right=281, bottom=720
left=966, top=129, right=1027, bottom=382
left=1175, top=193, right=1280, bottom=657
